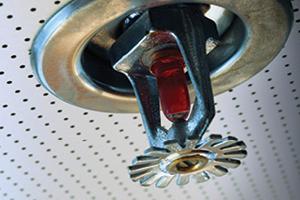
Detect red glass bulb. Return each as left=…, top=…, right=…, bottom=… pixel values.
left=151, top=49, right=191, bottom=122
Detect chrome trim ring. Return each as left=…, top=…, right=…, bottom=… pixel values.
left=31, top=0, right=293, bottom=113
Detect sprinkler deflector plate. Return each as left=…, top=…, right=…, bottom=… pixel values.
left=31, top=0, right=293, bottom=113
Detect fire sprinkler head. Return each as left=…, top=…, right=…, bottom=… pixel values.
left=31, top=0, right=293, bottom=188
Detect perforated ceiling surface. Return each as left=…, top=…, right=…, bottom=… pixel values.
left=1, top=0, right=300, bottom=200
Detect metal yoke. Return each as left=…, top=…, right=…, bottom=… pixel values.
left=110, top=5, right=219, bottom=148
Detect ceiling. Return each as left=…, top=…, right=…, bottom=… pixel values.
left=0, top=0, right=300, bottom=200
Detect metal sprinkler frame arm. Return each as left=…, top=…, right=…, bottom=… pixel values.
left=110, top=5, right=218, bottom=148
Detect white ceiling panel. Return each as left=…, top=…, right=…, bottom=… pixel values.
left=0, top=0, right=300, bottom=200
